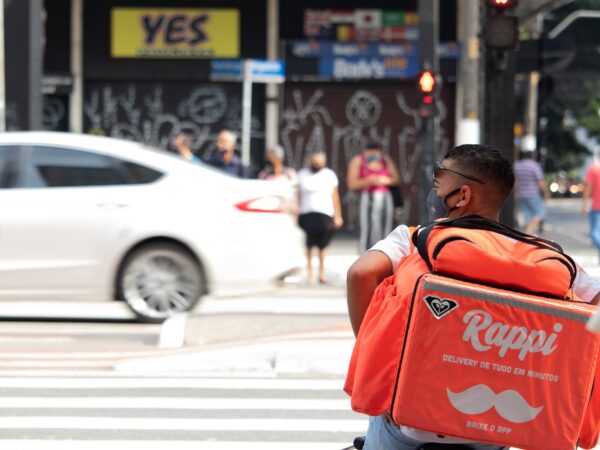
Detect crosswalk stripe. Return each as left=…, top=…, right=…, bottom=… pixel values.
left=0, top=397, right=350, bottom=410
left=0, top=441, right=353, bottom=450
left=0, top=416, right=364, bottom=432
left=0, top=351, right=157, bottom=359
left=0, top=377, right=344, bottom=390
left=198, top=297, right=349, bottom=315
left=0, top=373, right=366, bottom=447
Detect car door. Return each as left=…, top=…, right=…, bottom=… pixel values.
left=0, top=144, right=160, bottom=300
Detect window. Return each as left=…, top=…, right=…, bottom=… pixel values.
left=119, top=161, right=163, bottom=184
left=0, top=146, right=19, bottom=188
left=19, top=146, right=163, bottom=188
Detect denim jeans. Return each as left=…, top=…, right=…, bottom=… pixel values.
left=590, top=210, right=600, bottom=251
left=364, top=415, right=507, bottom=450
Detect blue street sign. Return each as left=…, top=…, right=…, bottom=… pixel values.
left=210, top=59, right=243, bottom=80
left=250, top=60, right=285, bottom=83
left=210, top=59, right=285, bottom=83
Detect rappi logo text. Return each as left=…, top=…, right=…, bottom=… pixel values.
left=462, top=310, right=563, bottom=361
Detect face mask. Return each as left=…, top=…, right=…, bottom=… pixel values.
left=310, top=164, right=323, bottom=173
left=426, top=187, right=461, bottom=221
left=366, top=155, right=380, bottom=163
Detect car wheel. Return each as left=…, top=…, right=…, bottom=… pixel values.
left=118, top=243, right=204, bottom=323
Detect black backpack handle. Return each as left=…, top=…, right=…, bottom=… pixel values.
left=412, top=215, right=577, bottom=287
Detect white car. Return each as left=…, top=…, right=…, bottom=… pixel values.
left=0, top=132, right=304, bottom=322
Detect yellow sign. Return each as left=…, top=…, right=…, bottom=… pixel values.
left=111, top=8, right=239, bottom=58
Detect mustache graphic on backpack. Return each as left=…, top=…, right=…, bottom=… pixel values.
left=447, top=384, right=543, bottom=423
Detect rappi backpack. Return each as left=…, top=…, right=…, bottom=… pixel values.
left=344, top=215, right=600, bottom=450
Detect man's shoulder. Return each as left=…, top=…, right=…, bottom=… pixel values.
left=386, top=224, right=412, bottom=242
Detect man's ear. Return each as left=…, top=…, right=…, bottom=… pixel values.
left=455, top=185, right=472, bottom=209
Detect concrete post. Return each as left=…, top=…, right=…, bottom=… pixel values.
left=69, top=0, right=82, bottom=133
left=265, top=0, right=279, bottom=150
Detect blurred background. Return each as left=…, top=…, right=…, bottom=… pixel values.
left=0, top=1, right=598, bottom=449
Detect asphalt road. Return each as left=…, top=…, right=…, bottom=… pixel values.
left=0, top=198, right=596, bottom=448
left=541, top=197, right=594, bottom=254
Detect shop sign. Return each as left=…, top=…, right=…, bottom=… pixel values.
left=304, top=8, right=419, bottom=41
left=318, top=56, right=419, bottom=80
left=111, top=8, right=239, bottom=58
left=210, top=59, right=285, bottom=83
left=290, top=40, right=460, bottom=60
left=290, top=40, right=417, bottom=58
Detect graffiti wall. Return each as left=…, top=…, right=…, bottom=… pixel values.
left=83, top=82, right=265, bottom=162
left=281, top=83, right=455, bottom=228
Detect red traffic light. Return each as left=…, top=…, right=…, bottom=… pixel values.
left=488, top=0, right=518, bottom=9
left=418, top=70, right=436, bottom=94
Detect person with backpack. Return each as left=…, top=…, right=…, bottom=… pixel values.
left=346, top=144, right=600, bottom=450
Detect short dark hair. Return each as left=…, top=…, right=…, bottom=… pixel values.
left=364, top=140, right=382, bottom=150
left=444, top=144, right=514, bottom=197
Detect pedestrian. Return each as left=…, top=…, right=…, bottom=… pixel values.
left=347, top=141, right=401, bottom=253
left=582, top=151, right=600, bottom=264
left=297, top=152, right=343, bottom=284
left=513, top=147, right=549, bottom=235
left=346, top=144, right=600, bottom=450
left=258, top=145, right=297, bottom=182
left=204, top=129, right=251, bottom=178
left=170, top=132, right=200, bottom=163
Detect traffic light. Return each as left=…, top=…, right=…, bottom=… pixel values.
left=488, top=0, right=518, bottom=8
left=418, top=69, right=437, bottom=118
left=484, top=0, right=519, bottom=50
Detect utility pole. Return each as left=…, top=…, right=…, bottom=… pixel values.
left=4, top=0, right=43, bottom=130
left=523, top=9, right=544, bottom=154
left=70, top=0, right=83, bottom=133
left=455, top=0, right=480, bottom=145
left=483, top=0, right=519, bottom=227
left=0, top=0, right=5, bottom=132
left=265, top=0, right=279, bottom=150
left=28, top=0, right=43, bottom=130
left=418, top=0, right=439, bottom=224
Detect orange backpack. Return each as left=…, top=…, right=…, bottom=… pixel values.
left=344, top=215, right=600, bottom=450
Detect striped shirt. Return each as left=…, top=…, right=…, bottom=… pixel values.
left=514, top=159, right=543, bottom=199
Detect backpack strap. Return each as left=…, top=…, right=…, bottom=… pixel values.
left=412, top=215, right=578, bottom=288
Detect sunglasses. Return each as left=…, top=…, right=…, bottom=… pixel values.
left=433, top=161, right=485, bottom=184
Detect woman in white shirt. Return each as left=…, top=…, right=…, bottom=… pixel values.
left=297, top=152, right=343, bottom=284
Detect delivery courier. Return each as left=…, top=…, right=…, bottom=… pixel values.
left=345, top=145, right=600, bottom=450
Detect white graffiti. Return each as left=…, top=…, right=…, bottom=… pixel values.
left=280, top=88, right=451, bottom=229
left=42, top=97, right=66, bottom=131
left=345, top=90, right=382, bottom=128
left=83, top=84, right=264, bottom=154
left=178, top=87, right=228, bottom=125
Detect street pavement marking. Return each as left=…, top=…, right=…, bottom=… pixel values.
left=0, top=397, right=350, bottom=410
left=0, top=350, right=159, bottom=359
left=0, top=360, right=117, bottom=368
left=0, top=324, right=160, bottom=335
left=158, top=313, right=188, bottom=349
left=0, top=441, right=352, bottom=450
left=197, top=296, right=349, bottom=315
left=0, top=301, right=135, bottom=320
left=0, top=417, right=365, bottom=432
left=0, top=373, right=364, bottom=448
left=0, top=377, right=344, bottom=390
